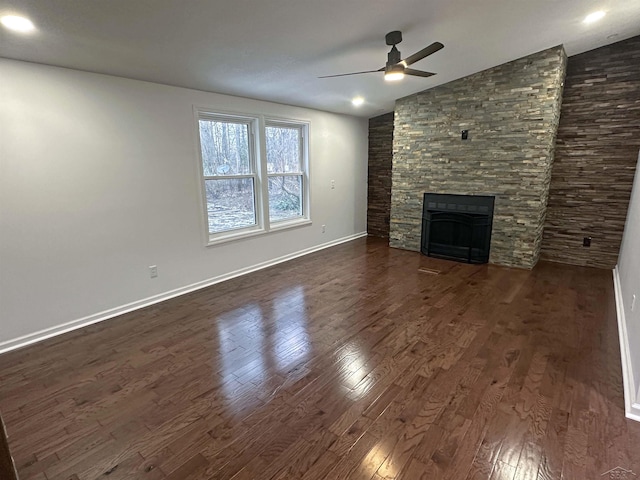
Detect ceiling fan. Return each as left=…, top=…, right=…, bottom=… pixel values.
left=319, top=31, right=444, bottom=81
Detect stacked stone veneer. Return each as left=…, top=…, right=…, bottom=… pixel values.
left=390, top=46, right=567, bottom=268
left=541, top=36, right=640, bottom=269
left=367, top=113, right=394, bottom=237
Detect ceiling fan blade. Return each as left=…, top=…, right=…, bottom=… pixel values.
left=318, top=69, right=382, bottom=78
left=405, top=68, right=436, bottom=78
left=402, top=42, right=444, bottom=66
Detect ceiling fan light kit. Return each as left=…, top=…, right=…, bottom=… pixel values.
left=384, top=64, right=405, bottom=81
left=320, top=30, right=443, bottom=81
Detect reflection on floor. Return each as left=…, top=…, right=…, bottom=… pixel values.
left=0, top=236, right=639, bottom=479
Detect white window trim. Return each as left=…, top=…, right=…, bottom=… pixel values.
left=264, top=119, right=310, bottom=227
left=193, top=107, right=311, bottom=247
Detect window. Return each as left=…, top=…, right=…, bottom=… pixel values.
left=266, top=123, right=304, bottom=223
left=195, top=109, right=309, bottom=244
left=198, top=116, right=258, bottom=235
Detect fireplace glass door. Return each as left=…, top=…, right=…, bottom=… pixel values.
left=421, top=193, right=495, bottom=264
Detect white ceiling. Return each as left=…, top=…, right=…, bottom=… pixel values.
left=1, top=0, right=639, bottom=118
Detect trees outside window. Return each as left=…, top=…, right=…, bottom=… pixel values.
left=196, top=110, right=309, bottom=244
left=199, top=118, right=257, bottom=234
left=265, top=124, right=304, bottom=223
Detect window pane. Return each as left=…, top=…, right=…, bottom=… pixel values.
left=269, top=175, right=302, bottom=222
left=199, top=120, right=251, bottom=176
left=205, top=178, right=256, bottom=233
left=265, top=126, right=301, bottom=174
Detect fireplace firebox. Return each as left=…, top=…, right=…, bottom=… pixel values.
left=421, top=193, right=495, bottom=264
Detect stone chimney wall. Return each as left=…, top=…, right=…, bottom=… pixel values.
left=390, top=46, right=566, bottom=268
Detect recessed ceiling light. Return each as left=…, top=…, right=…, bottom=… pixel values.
left=352, top=96, right=365, bottom=107
left=583, top=11, right=606, bottom=24
left=1, top=15, right=35, bottom=32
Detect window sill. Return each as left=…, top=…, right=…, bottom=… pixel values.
left=269, top=218, right=312, bottom=232
left=206, top=219, right=311, bottom=247
left=207, top=227, right=266, bottom=247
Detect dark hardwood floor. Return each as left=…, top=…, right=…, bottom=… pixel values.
left=1, top=237, right=639, bottom=480
left=0, top=412, right=19, bottom=480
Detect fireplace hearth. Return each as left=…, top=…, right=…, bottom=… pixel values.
left=421, top=193, right=495, bottom=264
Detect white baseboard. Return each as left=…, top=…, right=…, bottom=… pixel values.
left=0, top=232, right=368, bottom=355
left=612, top=266, right=640, bottom=422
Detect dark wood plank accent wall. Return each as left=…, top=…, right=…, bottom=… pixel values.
left=541, top=36, right=640, bottom=269
left=367, top=112, right=394, bottom=238
left=0, top=412, right=19, bottom=480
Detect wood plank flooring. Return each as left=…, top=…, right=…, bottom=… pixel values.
left=0, top=413, right=19, bottom=479
left=1, top=237, right=639, bottom=479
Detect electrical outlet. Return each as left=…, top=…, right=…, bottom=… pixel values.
left=149, top=265, right=158, bottom=278
left=331, top=180, right=335, bottom=190
left=322, top=225, right=326, bottom=233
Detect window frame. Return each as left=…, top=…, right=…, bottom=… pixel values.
left=195, top=112, right=263, bottom=244
left=264, top=119, right=309, bottom=228
left=194, top=107, right=311, bottom=246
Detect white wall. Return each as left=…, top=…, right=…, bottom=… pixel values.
left=618, top=152, right=640, bottom=395
left=0, top=59, right=368, bottom=349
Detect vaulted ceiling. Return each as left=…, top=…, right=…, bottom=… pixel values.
left=1, top=0, right=639, bottom=117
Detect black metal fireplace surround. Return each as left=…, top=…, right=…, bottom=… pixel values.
left=421, top=193, right=495, bottom=264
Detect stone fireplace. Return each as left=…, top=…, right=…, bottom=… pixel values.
left=389, top=46, right=567, bottom=269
